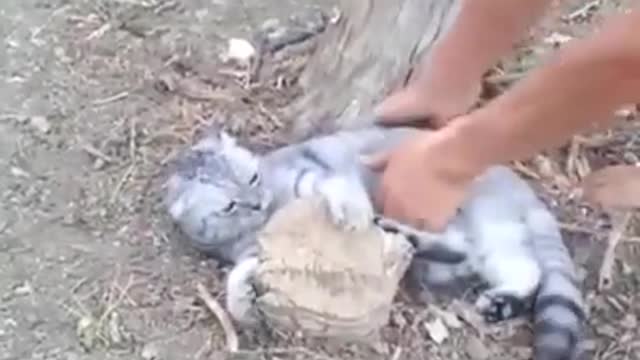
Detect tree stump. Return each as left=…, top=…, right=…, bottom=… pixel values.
left=282, top=0, right=461, bottom=140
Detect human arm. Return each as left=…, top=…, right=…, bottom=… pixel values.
left=368, top=8, right=640, bottom=231
left=376, top=0, right=553, bottom=127
left=446, top=8, right=640, bottom=173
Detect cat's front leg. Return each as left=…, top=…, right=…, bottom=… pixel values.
left=315, top=174, right=375, bottom=232
left=226, top=256, right=261, bottom=326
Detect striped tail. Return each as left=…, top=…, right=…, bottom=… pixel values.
left=525, top=202, right=586, bottom=360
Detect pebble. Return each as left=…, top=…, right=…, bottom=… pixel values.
left=30, top=115, right=51, bottom=134
left=141, top=342, right=160, bottom=360
left=10, top=166, right=30, bottom=178
left=13, top=281, right=33, bottom=296
left=621, top=313, right=637, bottom=329
left=223, top=38, right=256, bottom=66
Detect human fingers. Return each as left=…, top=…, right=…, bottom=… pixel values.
left=377, top=179, right=418, bottom=227
left=418, top=188, right=467, bottom=231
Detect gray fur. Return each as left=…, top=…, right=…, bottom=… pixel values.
left=165, top=132, right=271, bottom=262
left=166, top=125, right=585, bottom=360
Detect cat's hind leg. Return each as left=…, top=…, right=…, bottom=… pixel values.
left=475, top=253, right=542, bottom=323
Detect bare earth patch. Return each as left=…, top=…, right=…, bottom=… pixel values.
left=0, top=1, right=638, bottom=360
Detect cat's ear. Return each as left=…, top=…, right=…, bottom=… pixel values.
left=219, top=130, right=237, bottom=148
left=194, top=128, right=237, bottom=151
left=191, top=127, right=226, bottom=150
left=192, top=135, right=222, bottom=151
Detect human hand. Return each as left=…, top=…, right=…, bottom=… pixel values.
left=362, top=129, right=477, bottom=231
left=374, top=81, right=481, bottom=129
left=374, top=56, right=483, bottom=129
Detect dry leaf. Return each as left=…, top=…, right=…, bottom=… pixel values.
left=433, top=308, right=463, bottom=329
left=580, top=165, right=640, bottom=209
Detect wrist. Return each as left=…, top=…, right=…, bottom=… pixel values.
left=418, top=120, right=492, bottom=182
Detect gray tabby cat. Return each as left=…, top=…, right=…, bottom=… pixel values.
left=165, top=125, right=585, bottom=360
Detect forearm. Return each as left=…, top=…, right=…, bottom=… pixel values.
left=448, top=8, right=640, bottom=173
left=419, top=0, right=552, bottom=88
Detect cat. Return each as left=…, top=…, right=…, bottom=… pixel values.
left=165, top=125, right=585, bottom=360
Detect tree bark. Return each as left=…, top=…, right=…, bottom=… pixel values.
left=282, top=0, right=461, bottom=141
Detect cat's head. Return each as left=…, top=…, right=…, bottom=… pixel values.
left=165, top=131, right=272, bottom=262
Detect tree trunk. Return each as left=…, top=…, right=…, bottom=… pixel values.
left=282, top=0, right=461, bottom=141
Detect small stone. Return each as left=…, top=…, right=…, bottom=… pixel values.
left=15, top=115, right=29, bottom=123
left=30, top=116, right=51, bottom=133
left=141, top=342, right=160, bottom=360
left=424, top=317, right=449, bottom=344
left=621, top=313, right=637, bottom=329
left=92, top=158, right=105, bottom=170
left=10, top=166, right=30, bottom=178
left=465, top=335, right=491, bottom=360
left=76, top=316, right=98, bottom=351
left=13, top=281, right=33, bottom=296
left=223, top=38, right=256, bottom=66
left=260, top=18, right=281, bottom=32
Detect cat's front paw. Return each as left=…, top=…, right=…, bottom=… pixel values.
left=318, top=176, right=374, bottom=232
left=226, top=256, right=261, bottom=326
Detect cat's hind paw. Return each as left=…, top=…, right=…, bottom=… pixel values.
left=226, top=256, right=261, bottom=326
left=475, top=290, right=529, bottom=323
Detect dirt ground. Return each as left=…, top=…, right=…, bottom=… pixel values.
left=1, top=1, right=639, bottom=360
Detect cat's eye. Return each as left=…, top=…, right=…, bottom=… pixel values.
left=249, top=173, right=260, bottom=186
left=222, top=201, right=237, bottom=213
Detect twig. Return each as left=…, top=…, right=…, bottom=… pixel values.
left=81, top=142, right=116, bottom=164
left=485, top=71, right=525, bottom=85
left=70, top=277, right=89, bottom=294
left=85, top=22, right=112, bottom=41
left=129, top=117, right=137, bottom=163
left=0, top=220, right=11, bottom=235
left=196, top=282, right=239, bottom=353
left=110, top=164, right=135, bottom=204
left=92, top=91, right=129, bottom=106
left=559, top=222, right=597, bottom=235
left=98, top=274, right=135, bottom=325
left=598, top=212, right=631, bottom=291
left=390, top=346, right=402, bottom=360
left=565, top=0, right=601, bottom=21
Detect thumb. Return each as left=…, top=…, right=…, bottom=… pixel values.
left=360, top=151, right=391, bottom=172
